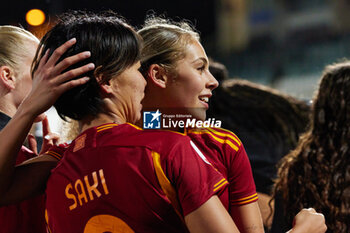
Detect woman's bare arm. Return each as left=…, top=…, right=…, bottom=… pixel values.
left=185, top=195, right=240, bottom=233
left=0, top=38, right=94, bottom=205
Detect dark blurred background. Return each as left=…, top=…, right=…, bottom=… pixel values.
left=1, top=0, right=216, bottom=43
left=3, top=0, right=350, bottom=99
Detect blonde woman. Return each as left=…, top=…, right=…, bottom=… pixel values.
left=138, top=16, right=326, bottom=233
left=0, top=25, right=93, bottom=233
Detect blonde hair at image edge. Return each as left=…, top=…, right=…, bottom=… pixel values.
left=0, top=26, right=39, bottom=70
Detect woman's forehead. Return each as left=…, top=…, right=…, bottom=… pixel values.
left=183, top=40, right=207, bottom=61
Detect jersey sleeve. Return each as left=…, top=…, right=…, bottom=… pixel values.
left=163, top=138, right=228, bottom=216
left=43, top=143, right=69, bottom=161
left=228, top=143, right=258, bottom=206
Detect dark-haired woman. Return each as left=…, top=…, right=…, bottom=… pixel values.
left=272, top=61, right=350, bottom=233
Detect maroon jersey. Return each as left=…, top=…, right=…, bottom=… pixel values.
left=46, top=123, right=228, bottom=233
left=0, top=146, right=46, bottom=233
left=186, top=127, right=258, bottom=211
left=44, top=143, right=69, bottom=161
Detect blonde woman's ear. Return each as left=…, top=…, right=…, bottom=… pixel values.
left=0, top=66, right=15, bottom=90
left=147, top=64, right=168, bottom=89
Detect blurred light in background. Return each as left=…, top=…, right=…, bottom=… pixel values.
left=26, top=9, right=46, bottom=26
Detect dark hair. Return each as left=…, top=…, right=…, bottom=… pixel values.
left=207, top=79, right=310, bottom=194
left=273, top=61, right=350, bottom=232
left=31, top=11, right=142, bottom=120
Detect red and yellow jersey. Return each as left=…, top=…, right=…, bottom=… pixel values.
left=45, top=123, right=228, bottom=233
left=0, top=146, right=46, bottom=233
left=186, top=127, right=258, bottom=210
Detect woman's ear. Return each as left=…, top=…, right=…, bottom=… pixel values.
left=94, top=66, right=113, bottom=94
left=98, top=78, right=114, bottom=95
left=0, top=66, right=15, bottom=90
left=146, top=64, right=168, bottom=89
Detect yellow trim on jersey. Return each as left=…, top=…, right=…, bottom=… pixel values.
left=96, top=123, right=118, bottom=130
left=45, top=209, right=52, bottom=233
left=213, top=179, right=229, bottom=192
left=96, top=126, right=115, bottom=132
left=44, top=151, right=62, bottom=160
left=234, top=196, right=259, bottom=205
left=159, top=129, right=187, bottom=136
left=232, top=193, right=258, bottom=202
left=212, top=127, right=242, bottom=139
left=214, top=178, right=226, bottom=188
left=96, top=123, right=118, bottom=132
left=231, top=193, right=258, bottom=205
left=190, top=130, right=239, bottom=152
left=207, top=128, right=241, bottom=146
left=126, top=122, right=186, bottom=135
left=151, top=151, right=183, bottom=220
left=126, top=122, right=142, bottom=130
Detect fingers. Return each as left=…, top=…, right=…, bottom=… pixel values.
left=53, top=51, right=92, bottom=75
left=46, top=133, right=60, bottom=145
left=43, top=133, right=60, bottom=146
left=295, top=208, right=327, bottom=233
left=40, top=132, right=60, bottom=155
left=46, top=38, right=77, bottom=67
left=38, top=38, right=95, bottom=86
left=312, top=212, right=326, bottom=233
left=56, top=76, right=90, bottom=94
left=307, top=208, right=316, bottom=213
left=27, top=134, right=38, bottom=155
left=37, top=49, right=50, bottom=71
left=58, top=63, right=95, bottom=84
left=42, top=117, right=60, bottom=148
left=42, top=117, right=51, bottom=137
